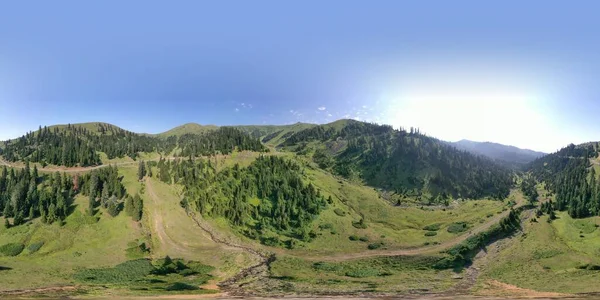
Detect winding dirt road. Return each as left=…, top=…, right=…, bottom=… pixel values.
left=298, top=198, right=525, bottom=262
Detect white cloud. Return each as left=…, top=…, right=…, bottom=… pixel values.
left=235, top=108, right=239, bottom=112
left=327, top=113, right=333, bottom=117
left=318, top=106, right=326, bottom=111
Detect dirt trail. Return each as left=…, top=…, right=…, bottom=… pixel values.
left=299, top=199, right=527, bottom=262
left=144, top=178, right=273, bottom=293
left=144, top=179, right=196, bottom=255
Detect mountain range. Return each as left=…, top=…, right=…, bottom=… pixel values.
left=1, top=118, right=597, bottom=298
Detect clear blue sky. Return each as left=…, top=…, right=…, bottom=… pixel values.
left=1, top=1, right=599, bottom=152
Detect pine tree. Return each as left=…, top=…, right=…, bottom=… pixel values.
left=132, top=193, right=143, bottom=221
left=88, top=194, right=95, bottom=216
left=124, top=195, right=134, bottom=216
left=147, top=162, right=153, bottom=178
left=138, top=160, right=146, bottom=181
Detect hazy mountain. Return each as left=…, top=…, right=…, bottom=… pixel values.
left=451, top=139, right=546, bottom=168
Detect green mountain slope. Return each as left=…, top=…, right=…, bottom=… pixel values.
left=234, top=122, right=317, bottom=145
left=155, top=123, right=219, bottom=138
left=279, top=120, right=513, bottom=200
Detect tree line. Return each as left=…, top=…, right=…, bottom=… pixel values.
left=527, top=143, right=600, bottom=218
left=0, top=163, right=142, bottom=228
left=285, top=120, right=513, bottom=200
left=0, top=163, right=74, bottom=226
left=1, top=124, right=266, bottom=167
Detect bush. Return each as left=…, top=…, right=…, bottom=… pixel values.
left=349, top=235, right=359, bottom=241
left=319, top=223, right=333, bottom=230
left=313, top=261, right=343, bottom=272
left=447, top=222, right=469, bottom=233
left=345, top=268, right=380, bottom=278
left=359, top=236, right=369, bottom=242
left=577, top=264, right=600, bottom=270
left=424, top=231, right=437, bottom=237
left=423, top=223, right=441, bottom=231
left=334, top=208, right=346, bottom=216
left=74, top=259, right=155, bottom=283
left=0, top=243, right=25, bottom=256
left=352, top=219, right=368, bottom=229
left=27, top=241, right=44, bottom=253
left=165, top=282, right=199, bottom=291
left=367, top=242, right=383, bottom=250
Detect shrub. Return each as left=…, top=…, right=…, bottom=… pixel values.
left=313, top=262, right=343, bottom=272
left=352, top=219, right=367, bottom=229
left=359, top=236, right=369, bottom=242
left=334, top=208, right=346, bottom=216
left=367, top=242, right=383, bottom=250
left=0, top=243, right=25, bottom=256
left=447, top=222, right=468, bottom=233
left=319, top=223, right=333, bottom=230
left=424, top=231, right=437, bottom=237
left=423, top=223, right=441, bottom=231
left=73, top=259, right=155, bottom=283
left=165, top=282, right=198, bottom=291
left=27, top=241, right=44, bottom=253
left=349, top=235, right=359, bottom=241
left=345, top=268, right=380, bottom=278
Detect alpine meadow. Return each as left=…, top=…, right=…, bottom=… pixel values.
left=0, top=118, right=592, bottom=298
left=4, top=1, right=600, bottom=299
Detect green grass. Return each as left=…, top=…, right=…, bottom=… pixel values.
left=73, top=257, right=215, bottom=294
left=0, top=195, right=143, bottom=290
left=0, top=164, right=252, bottom=294
left=269, top=254, right=456, bottom=294
left=74, top=259, right=156, bottom=284
left=282, top=167, right=507, bottom=256
left=479, top=211, right=600, bottom=293
left=0, top=243, right=25, bottom=256
left=155, top=123, right=219, bottom=138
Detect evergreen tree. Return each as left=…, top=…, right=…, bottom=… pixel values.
left=147, top=161, right=153, bottom=178
left=138, top=160, right=146, bottom=181
left=132, top=193, right=143, bottom=221
left=124, top=195, right=134, bottom=216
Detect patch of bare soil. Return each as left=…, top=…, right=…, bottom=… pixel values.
left=0, top=285, right=79, bottom=296
left=478, top=280, right=569, bottom=299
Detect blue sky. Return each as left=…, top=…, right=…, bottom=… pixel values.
left=1, top=1, right=600, bottom=152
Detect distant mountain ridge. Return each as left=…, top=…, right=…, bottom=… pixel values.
left=451, top=139, right=546, bottom=168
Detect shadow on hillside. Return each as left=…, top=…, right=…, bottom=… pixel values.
left=0, top=266, right=12, bottom=271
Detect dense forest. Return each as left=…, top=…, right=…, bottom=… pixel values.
left=0, top=163, right=75, bottom=226
left=1, top=124, right=173, bottom=166
left=156, top=155, right=327, bottom=247
left=176, top=127, right=266, bottom=157
left=1, top=124, right=266, bottom=167
left=527, top=143, right=600, bottom=218
left=282, top=120, right=513, bottom=200
left=0, top=162, right=137, bottom=227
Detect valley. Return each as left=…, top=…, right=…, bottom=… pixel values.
left=0, top=120, right=598, bottom=298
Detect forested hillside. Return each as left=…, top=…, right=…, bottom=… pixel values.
left=526, top=142, right=600, bottom=218
left=0, top=163, right=132, bottom=227
left=1, top=123, right=266, bottom=167
left=153, top=155, right=327, bottom=247
left=1, top=123, right=171, bottom=166
left=280, top=120, right=513, bottom=200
